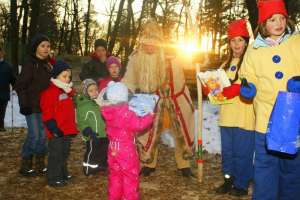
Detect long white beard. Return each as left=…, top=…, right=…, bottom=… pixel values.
left=135, top=50, right=166, bottom=93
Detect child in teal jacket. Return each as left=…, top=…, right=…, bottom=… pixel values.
left=75, top=79, right=108, bottom=176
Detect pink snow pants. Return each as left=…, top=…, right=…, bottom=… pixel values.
left=108, top=141, right=140, bottom=200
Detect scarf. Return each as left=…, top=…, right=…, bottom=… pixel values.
left=51, top=78, right=73, bottom=93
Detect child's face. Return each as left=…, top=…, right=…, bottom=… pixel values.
left=230, top=36, right=247, bottom=58
left=57, top=69, right=72, bottom=84
left=265, top=14, right=287, bottom=39
left=87, top=84, right=99, bottom=99
left=36, top=41, right=50, bottom=60
left=108, top=64, right=120, bottom=79
left=95, top=46, right=107, bottom=61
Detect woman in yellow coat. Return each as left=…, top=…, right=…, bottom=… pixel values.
left=240, top=1, right=300, bottom=199
left=214, top=19, right=255, bottom=197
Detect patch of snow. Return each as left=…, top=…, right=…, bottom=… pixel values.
left=4, top=92, right=27, bottom=128
left=196, top=101, right=221, bottom=154
left=160, top=100, right=221, bottom=154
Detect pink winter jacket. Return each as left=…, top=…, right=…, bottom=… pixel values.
left=101, top=103, right=154, bottom=144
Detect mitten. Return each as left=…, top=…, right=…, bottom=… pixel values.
left=287, top=76, right=300, bottom=93
left=44, top=119, right=64, bottom=138
left=222, top=84, right=241, bottom=99
left=82, top=127, right=97, bottom=140
left=240, top=78, right=257, bottom=100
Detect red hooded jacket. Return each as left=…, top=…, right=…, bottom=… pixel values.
left=40, top=82, right=78, bottom=139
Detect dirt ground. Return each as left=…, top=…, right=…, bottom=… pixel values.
left=0, top=128, right=252, bottom=200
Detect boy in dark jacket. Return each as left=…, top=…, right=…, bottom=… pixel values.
left=40, top=60, right=78, bottom=187
left=79, top=39, right=109, bottom=82
left=0, top=47, right=16, bottom=132
left=15, top=34, right=52, bottom=176
left=75, top=79, right=108, bottom=176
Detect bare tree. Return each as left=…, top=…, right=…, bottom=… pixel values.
left=108, top=0, right=126, bottom=54
left=28, top=0, right=42, bottom=43
left=84, top=0, right=91, bottom=55
left=10, top=0, right=19, bottom=69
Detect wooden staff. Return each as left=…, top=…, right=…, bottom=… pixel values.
left=195, top=63, right=203, bottom=183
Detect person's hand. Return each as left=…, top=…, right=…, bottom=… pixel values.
left=45, top=119, right=64, bottom=138
left=287, top=76, right=300, bottom=93
left=240, top=78, right=257, bottom=100
left=20, top=107, right=32, bottom=116
left=82, top=127, right=93, bottom=137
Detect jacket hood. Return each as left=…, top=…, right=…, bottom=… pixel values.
left=74, top=93, right=92, bottom=107
left=101, top=103, right=129, bottom=128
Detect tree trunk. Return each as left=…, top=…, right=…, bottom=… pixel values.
left=21, top=0, right=29, bottom=45
left=28, top=0, right=41, bottom=43
left=245, top=0, right=258, bottom=30
left=84, top=0, right=91, bottom=55
left=108, top=0, right=126, bottom=54
left=129, top=0, right=147, bottom=52
left=72, top=0, right=83, bottom=56
left=106, top=0, right=117, bottom=43
left=10, top=0, right=19, bottom=71
left=58, top=0, right=68, bottom=55
left=151, top=0, right=158, bottom=18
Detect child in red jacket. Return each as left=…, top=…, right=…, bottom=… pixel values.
left=40, top=60, right=78, bottom=187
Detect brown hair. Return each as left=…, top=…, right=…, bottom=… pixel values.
left=254, top=17, right=295, bottom=38
left=223, top=37, right=249, bottom=83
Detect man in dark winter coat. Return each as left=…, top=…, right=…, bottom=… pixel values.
left=15, top=34, right=52, bottom=177
left=0, top=47, right=16, bottom=132
left=79, top=39, right=109, bottom=82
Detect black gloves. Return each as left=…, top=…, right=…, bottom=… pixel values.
left=82, top=127, right=97, bottom=140
left=44, top=119, right=64, bottom=138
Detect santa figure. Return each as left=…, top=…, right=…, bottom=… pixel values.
left=122, top=20, right=195, bottom=177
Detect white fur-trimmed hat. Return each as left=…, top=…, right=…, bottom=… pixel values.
left=105, top=81, right=129, bottom=104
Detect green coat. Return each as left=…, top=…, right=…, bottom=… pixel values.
left=74, top=93, right=106, bottom=140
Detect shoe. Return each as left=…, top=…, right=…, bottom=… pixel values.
left=35, top=154, right=47, bottom=175
left=229, top=186, right=248, bottom=196
left=48, top=180, right=67, bottom=187
left=215, top=175, right=234, bottom=194
left=19, top=156, right=37, bottom=177
left=140, top=167, right=155, bottom=177
left=179, top=168, right=193, bottom=177
left=64, top=175, right=73, bottom=181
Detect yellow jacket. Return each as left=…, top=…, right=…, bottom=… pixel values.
left=240, top=34, right=300, bottom=133
left=219, top=58, right=255, bottom=131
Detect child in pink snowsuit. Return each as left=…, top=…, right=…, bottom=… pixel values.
left=101, top=81, right=154, bottom=200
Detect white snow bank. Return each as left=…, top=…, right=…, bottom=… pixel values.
left=4, top=91, right=27, bottom=128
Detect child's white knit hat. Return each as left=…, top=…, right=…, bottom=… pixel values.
left=105, top=81, right=128, bottom=104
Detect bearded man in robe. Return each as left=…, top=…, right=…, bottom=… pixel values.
left=122, top=20, right=195, bottom=177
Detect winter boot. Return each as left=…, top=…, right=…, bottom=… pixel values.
left=35, top=154, right=47, bottom=175
left=229, top=186, right=248, bottom=196
left=179, top=168, right=194, bottom=177
left=140, top=167, right=155, bottom=177
left=215, top=175, right=234, bottom=194
left=19, top=156, right=37, bottom=177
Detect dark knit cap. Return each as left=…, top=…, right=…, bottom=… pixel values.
left=31, top=34, right=50, bottom=54
left=52, top=60, right=71, bottom=78
left=94, top=39, right=107, bottom=50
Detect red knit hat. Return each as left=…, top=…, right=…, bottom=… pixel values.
left=258, top=0, right=288, bottom=24
left=227, top=19, right=250, bottom=40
